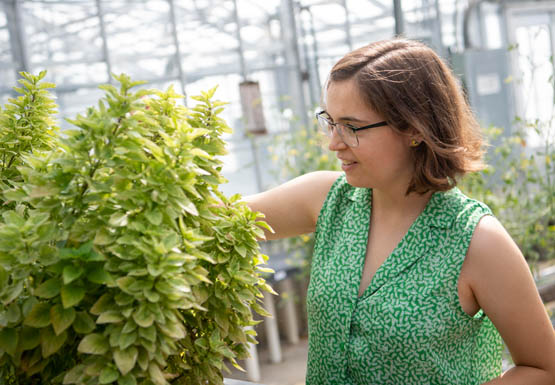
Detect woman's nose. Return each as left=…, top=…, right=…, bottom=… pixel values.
left=328, top=129, right=347, bottom=151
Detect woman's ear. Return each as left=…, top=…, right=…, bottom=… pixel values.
left=406, top=130, right=423, bottom=147
left=409, top=138, right=421, bottom=147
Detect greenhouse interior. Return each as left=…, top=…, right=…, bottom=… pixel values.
left=0, top=0, right=554, bottom=384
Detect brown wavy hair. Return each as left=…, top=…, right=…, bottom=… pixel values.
left=328, top=38, right=485, bottom=194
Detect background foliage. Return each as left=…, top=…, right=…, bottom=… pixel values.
left=0, top=72, right=273, bottom=385
left=270, top=121, right=340, bottom=271
left=459, top=121, right=554, bottom=265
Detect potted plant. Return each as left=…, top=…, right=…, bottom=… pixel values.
left=0, top=72, right=273, bottom=385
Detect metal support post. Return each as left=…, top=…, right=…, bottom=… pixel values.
left=393, top=0, right=404, bottom=36
left=263, top=289, right=282, bottom=363
left=244, top=326, right=261, bottom=382
left=280, top=0, right=309, bottom=129
left=307, top=7, right=322, bottom=106
left=341, top=0, right=353, bottom=51
left=279, top=278, right=300, bottom=345
left=5, top=0, right=30, bottom=76
left=232, top=0, right=248, bottom=81
left=434, top=0, right=445, bottom=56
left=298, top=7, right=318, bottom=109
left=233, top=0, right=265, bottom=192
left=96, top=0, right=113, bottom=83
left=168, top=0, right=188, bottom=105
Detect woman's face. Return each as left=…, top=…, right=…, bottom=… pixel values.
left=325, top=78, right=414, bottom=191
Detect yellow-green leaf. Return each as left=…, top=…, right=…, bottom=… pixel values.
left=78, top=333, right=109, bottom=355
left=35, top=278, right=61, bottom=299
left=0, top=327, right=18, bottom=357
left=73, top=311, right=96, bottom=334
left=99, top=366, right=119, bottom=384
left=19, top=326, right=40, bottom=350
left=113, top=346, right=138, bottom=375
left=63, top=264, right=84, bottom=284
left=24, top=303, right=51, bottom=328
left=50, top=304, right=76, bottom=335
left=41, top=326, right=67, bottom=357
left=61, top=284, right=86, bottom=308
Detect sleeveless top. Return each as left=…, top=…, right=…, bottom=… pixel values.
left=306, top=174, right=503, bottom=385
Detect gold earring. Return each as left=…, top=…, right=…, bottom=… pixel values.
left=410, top=139, right=420, bottom=147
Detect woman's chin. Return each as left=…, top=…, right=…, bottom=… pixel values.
left=344, top=173, right=372, bottom=189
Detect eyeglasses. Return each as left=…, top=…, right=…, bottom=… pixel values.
left=315, top=110, right=388, bottom=147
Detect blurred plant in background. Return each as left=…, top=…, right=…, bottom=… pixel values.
left=459, top=119, right=554, bottom=269
left=269, top=117, right=340, bottom=273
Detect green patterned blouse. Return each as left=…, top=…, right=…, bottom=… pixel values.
left=306, top=174, right=503, bottom=385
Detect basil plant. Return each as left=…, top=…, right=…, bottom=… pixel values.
left=0, top=72, right=274, bottom=385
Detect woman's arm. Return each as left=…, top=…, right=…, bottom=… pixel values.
left=243, top=171, right=341, bottom=240
left=463, top=215, right=555, bottom=384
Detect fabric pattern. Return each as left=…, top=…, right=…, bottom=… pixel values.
left=306, top=173, right=503, bottom=385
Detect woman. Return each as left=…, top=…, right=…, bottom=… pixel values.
left=245, top=39, right=555, bottom=384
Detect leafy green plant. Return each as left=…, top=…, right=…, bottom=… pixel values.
left=0, top=71, right=58, bottom=199
left=0, top=73, right=273, bottom=385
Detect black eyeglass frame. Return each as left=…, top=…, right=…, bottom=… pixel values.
left=315, top=110, right=388, bottom=138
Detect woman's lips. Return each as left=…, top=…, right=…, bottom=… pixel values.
left=340, top=160, right=357, bottom=171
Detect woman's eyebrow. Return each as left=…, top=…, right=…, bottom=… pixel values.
left=336, top=115, right=365, bottom=123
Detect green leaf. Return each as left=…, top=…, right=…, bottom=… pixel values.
left=24, top=302, right=51, bottom=328
left=119, top=331, right=137, bottom=350
left=97, top=310, right=124, bottom=324
left=22, top=296, right=38, bottom=317
left=148, top=363, right=168, bottom=385
left=94, top=228, right=115, bottom=246
left=137, top=348, right=149, bottom=371
left=235, top=244, right=247, bottom=258
left=6, top=303, right=21, bottom=323
left=113, top=346, right=138, bottom=375
left=2, top=211, right=25, bottom=226
left=176, top=197, right=198, bottom=216
left=90, top=293, right=114, bottom=315
left=61, top=284, right=86, bottom=308
left=251, top=302, right=272, bottom=317
left=35, top=278, right=61, bottom=298
left=63, top=364, right=85, bottom=385
left=73, top=311, right=96, bottom=334
left=87, top=266, right=114, bottom=285
left=145, top=210, right=162, bottom=226
left=138, top=325, right=156, bottom=342
left=158, top=321, right=185, bottom=339
left=0, top=327, right=18, bottom=357
left=50, top=304, right=76, bottom=335
left=109, top=212, right=129, bottom=227
left=121, top=319, right=136, bottom=334
left=99, top=366, right=119, bottom=384
left=117, top=374, right=137, bottom=385
left=19, top=326, right=41, bottom=350
left=41, top=326, right=67, bottom=357
left=132, top=306, right=154, bottom=328
left=63, top=364, right=85, bottom=384
left=29, top=184, right=60, bottom=198
left=63, top=264, right=84, bottom=284
left=78, top=333, right=109, bottom=355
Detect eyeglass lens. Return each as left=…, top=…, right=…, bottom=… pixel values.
left=317, top=114, right=358, bottom=146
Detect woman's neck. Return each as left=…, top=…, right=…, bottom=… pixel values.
left=371, top=186, right=433, bottom=224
